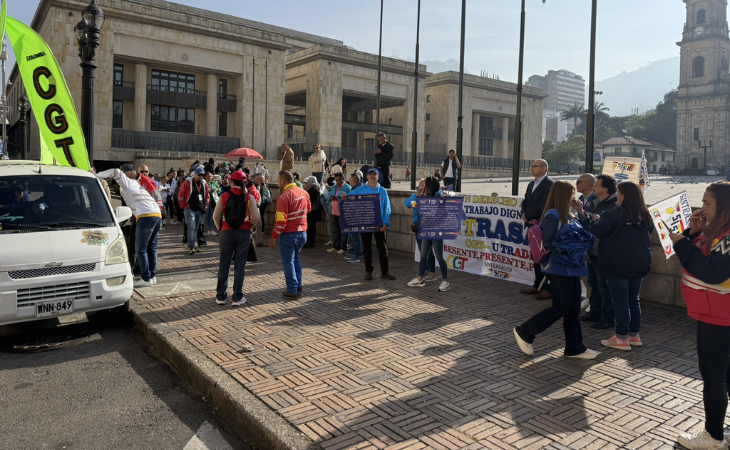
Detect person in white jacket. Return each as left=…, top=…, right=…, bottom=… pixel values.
left=308, top=144, right=327, bottom=184
left=96, top=164, right=162, bottom=288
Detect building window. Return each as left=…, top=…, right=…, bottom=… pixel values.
left=151, top=70, right=196, bottom=93
left=697, top=8, right=706, bottom=24
left=426, top=114, right=431, bottom=121
left=661, top=152, right=666, bottom=162
left=694, top=127, right=700, bottom=140
left=426, top=95, right=431, bottom=103
left=652, top=165, right=657, bottom=172
left=218, top=79, right=228, bottom=99
left=614, top=147, right=621, bottom=155
left=425, top=134, right=430, bottom=141
left=219, top=111, right=227, bottom=137
left=478, top=138, right=493, bottom=156
left=693, top=56, right=705, bottom=77
left=114, top=64, right=124, bottom=86
left=151, top=105, right=195, bottom=134
left=654, top=151, right=658, bottom=158
left=632, top=147, right=638, bottom=155
left=113, top=101, right=123, bottom=129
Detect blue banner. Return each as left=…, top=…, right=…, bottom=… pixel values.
left=416, top=196, right=465, bottom=240
left=340, top=193, right=383, bottom=234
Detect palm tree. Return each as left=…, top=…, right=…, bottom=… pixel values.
left=561, top=102, right=585, bottom=137
left=593, top=101, right=610, bottom=124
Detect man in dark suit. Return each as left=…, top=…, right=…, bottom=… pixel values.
left=520, top=159, right=553, bottom=300
left=375, top=132, right=394, bottom=188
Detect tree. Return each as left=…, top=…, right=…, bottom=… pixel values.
left=543, top=135, right=585, bottom=165
left=560, top=103, right=585, bottom=137
left=542, top=139, right=554, bottom=155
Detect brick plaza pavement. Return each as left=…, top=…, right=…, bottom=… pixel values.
left=138, top=226, right=729, bottom=450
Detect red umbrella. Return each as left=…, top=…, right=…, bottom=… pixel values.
left=225, top=148, right=263, bottom=159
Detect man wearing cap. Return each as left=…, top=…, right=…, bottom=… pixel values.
left=375, top=132, right=394, bottom=189
left=179, top=166, right=210, bottom=254
left=340, top=167, right=395, bottom=280
left=324, top=172, right=351, bottom=254
left=270, top=171, right=311, bottom=300
left=96, top=164, right=162, bottom=288
left=213, top=170, right=260, bottom=307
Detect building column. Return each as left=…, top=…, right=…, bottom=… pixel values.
left=134, top=63, right=147, bottom=132
left=502, top=116, right=510, bottom=158
left=206, top=74, right=218, bottom=137
left=471, top=112, right=480, bottom=156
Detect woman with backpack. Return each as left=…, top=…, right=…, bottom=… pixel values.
left=669, top=182, right=730, bottom=450
left=514, top=180, right=598, bottom=360
left=590, top=182, right=652, bottom=351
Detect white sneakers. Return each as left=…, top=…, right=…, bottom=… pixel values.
left=324, top=241, right=333, bottom=246
left=407, top=277, right=425, bottom=287
left=208, top=230, right=218, bottom=236
left=677, top=430, right=727, bottom=449
left=565, top=349, right=599, bottom=360
left=231, top=298, right=247, bottom=307
left=337, top=249, right=345, bottom=254
left=438, top=281, right=451, bottom=292
left=151, top=277, right=157, bottom=285
left=423, top=273, right=438, bottom=282
left=327, top=248, right=337, bottom=253
left=513, top=328, right=534, bottom=356
left=134, top=278, right=153, bottom=288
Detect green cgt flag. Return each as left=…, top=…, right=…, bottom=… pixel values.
left=5, top=16, right=89, bottom=170
left=0, top=1, right=6, bottom=47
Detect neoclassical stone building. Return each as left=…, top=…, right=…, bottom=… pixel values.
left=676, top=0, right=730, bottom=171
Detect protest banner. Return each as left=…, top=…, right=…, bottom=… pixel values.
left=5, top=16, right=89, bottom=169
left=415, top=193, right=534, bottom=285
left=340, top=194, right=383, bottom=234
left=416, top=196, right=464, bottom=240
left=602, top=156, right=642, bottom=184
left=650, top=191, right=692, bottom=259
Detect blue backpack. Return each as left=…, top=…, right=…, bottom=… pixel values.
left=540, top=210, right=594, bottom=277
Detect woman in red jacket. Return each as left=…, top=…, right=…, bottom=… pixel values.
left=670, top=181, right=730, bottom=450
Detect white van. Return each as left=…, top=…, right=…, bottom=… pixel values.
left=0, top=161, right=134, bottom=325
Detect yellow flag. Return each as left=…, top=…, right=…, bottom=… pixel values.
left=5, top=16, right=89, bottom=169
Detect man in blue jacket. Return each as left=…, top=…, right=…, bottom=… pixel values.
left=340, top=168, right=396, bottom=280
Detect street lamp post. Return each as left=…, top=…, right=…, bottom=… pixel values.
left=699, top=139, right=712, bottom=174
left=18, top=93, right=29, bottom=160
left=455, top=0, right=466, bottom=193
left=411, top=0, right=421, bottom=190
left=376, top=0, right=384, bottom=139
left=585, top=0, right=598, bottom=173
left=74, top=0, right=105, bottom=166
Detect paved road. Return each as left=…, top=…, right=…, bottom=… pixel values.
left=0, top=314, right=245, bottom=450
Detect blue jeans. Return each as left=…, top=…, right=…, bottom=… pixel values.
left=589, top=256, right=614, bottom=323
left=216, top=229, right=251, bottom=302
left=607, top=276, right=642, bottom=338
left=416, top=238, right=436, bottom=273
left=205, top=206, right=214, bottom=231
left=184, top=209, right=203, bottom=247
left=349, top=233, right=362, bottom=260
left=329, top=214, right=343, bottom=250
left=419, top=239, right=447, bottom=279
left=279, top=231, right=307, bottom=294
left=313, top=172, right=324, bottom=184
left=135, top=216, right=162, bottom=282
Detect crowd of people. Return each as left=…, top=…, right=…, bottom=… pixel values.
left=94, top=144, right=730, bottom=450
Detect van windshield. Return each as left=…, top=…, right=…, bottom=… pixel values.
left=0, top=175, right=115, bottom=232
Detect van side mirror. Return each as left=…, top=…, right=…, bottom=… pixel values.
left=115, top=206, right=133, bottom=223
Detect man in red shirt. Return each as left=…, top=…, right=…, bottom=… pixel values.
left=269, top=171, right=311, bottom=300
left=213, top=170, right=260, bottom=307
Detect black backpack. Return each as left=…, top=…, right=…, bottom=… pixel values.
left=224, top=192, right=248, bottom=229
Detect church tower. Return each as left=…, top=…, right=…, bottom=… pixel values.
left=677, top=0, right=730, bottom=171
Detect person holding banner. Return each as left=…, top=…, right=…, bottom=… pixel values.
left=514, top=180, right=598, bottom=360
left=405, top=179, right=437, bottom=282
left=407, top=177, right=451, bottom=292
left=341, top=168, right=395, bottom=281
left=668, top=182, right=730, bottom=450
left=590, top=182, right=652, bottom=351
left=520, top=159, right=554, bottom=300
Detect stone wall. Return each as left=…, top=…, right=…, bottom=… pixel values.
left=261, top=184, right=686, bottom=309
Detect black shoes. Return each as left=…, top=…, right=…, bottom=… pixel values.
left=592, top=321, right=613, bottom=329
left=381, top=273, right=396, bottom=280
left=282, top=291, right=299, bottom=300
left=365, top=272, right=373, bottom=280
left=580, top=314, right=599, bottom=322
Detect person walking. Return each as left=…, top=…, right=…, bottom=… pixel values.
left=308, top=144, right=327, bottom=184
left=590, top=181, right=652, bottom=351
left=375, top=132, right=394, bottom=188
left=520, top=159, right=554, bottom=300
left=405, top=178, right=437, bottom=282
left=161, top=171, right=177, bottom=225
left=340, top=168, right=395, bottom=280
left=213, top=170, right=260, bottom=307
left=303, top=176, right=322, bottom=249
left=205, top=171, right=220, bottom=236
left=280, top=144, right=294, bottom=172
left=440, top=149, right=461, bottom=189
left=406, top=177, right=451, bottom=292
left=179, top=166, right=209, bottom=254
left=96, top=165, right=162, bottom=288
left=580, top=174, right=619, bottom=329
left=405, top=168, right=411, bottom=182
left=252, top=173, right=270, bottom=247
left=325, top=172, right=351, bottom=254
left=513, top=180, right=598, bottom=360
left=670, top=182, right=730, bottom=450
left=269, top=171, right=311, bottom=300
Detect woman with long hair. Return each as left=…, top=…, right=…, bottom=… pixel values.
left=591, top=182, right=652, bottom=351
left=514, top=180, right=598, bottom=359
left=671, top=182, right=730, bottom=450
left=303, top=176, right=322, bottom=249
left=404, top=178, right=439, bottom=286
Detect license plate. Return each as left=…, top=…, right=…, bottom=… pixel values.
left=36, top=299, right=74, bottom=318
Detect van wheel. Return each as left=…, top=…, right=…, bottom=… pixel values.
left=86, top=300, right=130, bottom=325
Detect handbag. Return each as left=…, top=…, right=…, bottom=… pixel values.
left=411, top=221, right=418, bottom=233
left=527, top=219, right=550, bottom=264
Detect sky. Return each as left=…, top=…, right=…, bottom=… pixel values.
left=6, top=0, right=686, bottom=86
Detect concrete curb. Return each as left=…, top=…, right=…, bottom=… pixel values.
left=129, top=300, right=320, bottom=450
